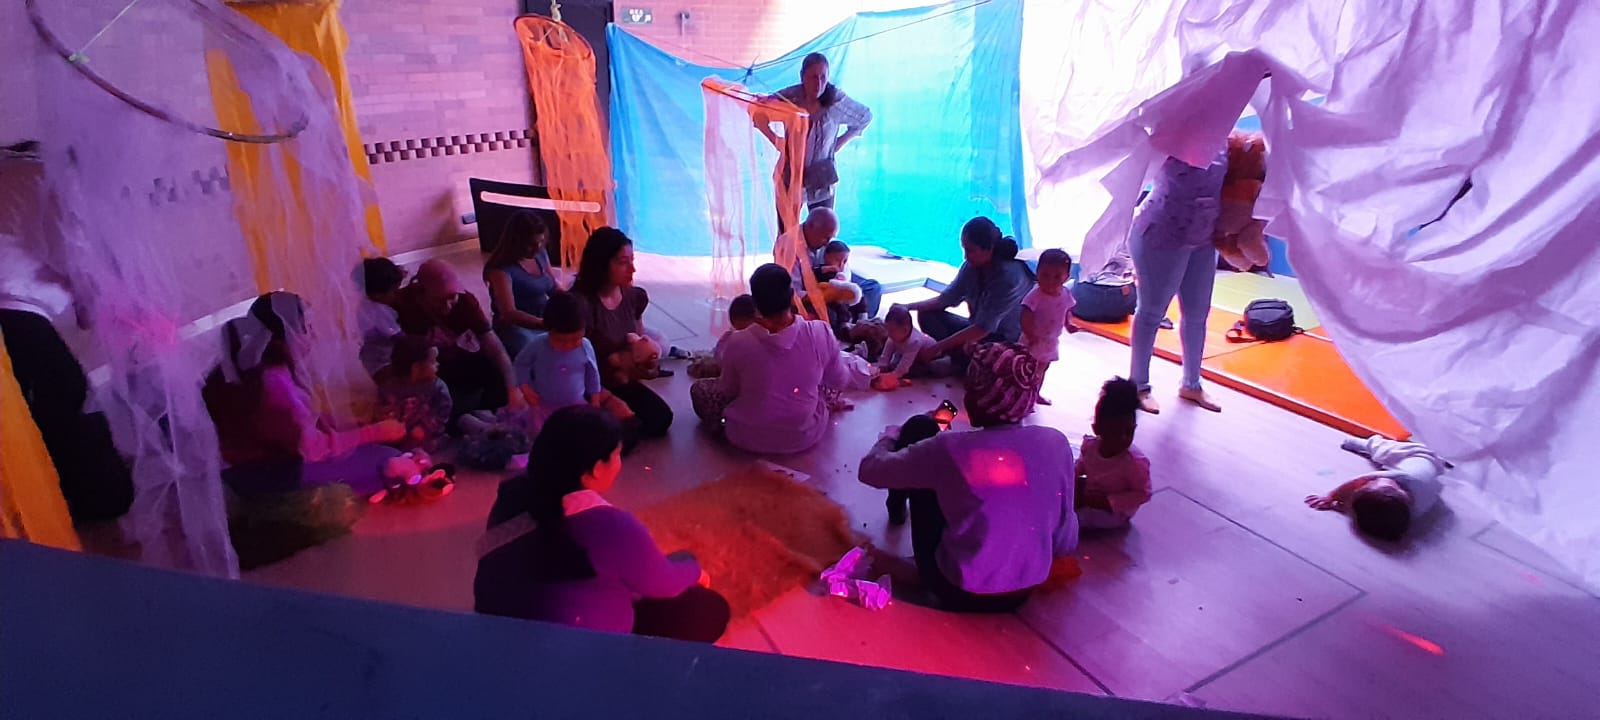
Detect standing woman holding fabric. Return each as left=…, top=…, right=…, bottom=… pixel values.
left=484, top=211, right=559, bottom=361
left=763, top=52, right=874, bottom=211
left=1127, top=151, right=1228, bottom=414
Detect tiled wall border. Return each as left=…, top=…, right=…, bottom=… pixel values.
left=363, top=129, right=535, bottom=166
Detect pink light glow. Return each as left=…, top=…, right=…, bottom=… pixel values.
left=1383, top=626, right=1445, bottom=656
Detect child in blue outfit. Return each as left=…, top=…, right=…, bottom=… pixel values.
left=516, top=292, right=636, bottom=448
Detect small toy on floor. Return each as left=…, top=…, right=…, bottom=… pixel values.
left=370, top=450, right=456, bottom=505
left=820, top=546, right=893, bottom=611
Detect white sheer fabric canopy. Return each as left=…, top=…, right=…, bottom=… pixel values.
left=1021, top=0, right=1600, bottom=587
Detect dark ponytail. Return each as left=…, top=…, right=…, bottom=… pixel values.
left=996, top=235, right=1020, bottom=261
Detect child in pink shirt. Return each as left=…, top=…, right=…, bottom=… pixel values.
left=1075, top=377, right=1152, bottom=529
left=1021, top=249, right=1078, bottom=405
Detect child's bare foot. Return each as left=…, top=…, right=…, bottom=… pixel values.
left=1036, top=395, right=1054, bottom=406
left=1138, top=390, right=1160, bottom=414
left=1178, top=387, right=1222, bottom=412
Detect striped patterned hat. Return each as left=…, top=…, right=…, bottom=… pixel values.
left=964, top=342, right=1043, bottom=423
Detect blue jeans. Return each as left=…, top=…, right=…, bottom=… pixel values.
left=1071, top=281, right=1137, bottom=323
left=1129, top=228, right=1216, bottom=392
left=856, top=275, right=882, bottom=319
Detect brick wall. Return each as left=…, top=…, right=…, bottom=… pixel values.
left=615, top=0, right=923, bottom=69
left=341, top=0, right=538, bottom=253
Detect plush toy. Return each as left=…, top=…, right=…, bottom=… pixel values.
left=606, top=332, right=663, bottom=385
left=371, top=449, right=456, bottom=505
left=1214, top=131, right=1272, bottom=272
left=845, top=319, right=888, bottom=363
left=686, top=352, right=721, bottom=380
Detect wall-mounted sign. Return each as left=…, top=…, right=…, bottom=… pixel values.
left=619, top=7, right=653, bottom=25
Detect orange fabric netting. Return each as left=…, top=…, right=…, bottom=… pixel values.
left=701, top=78, right=823, bottom=330
left=515, top=15, right=615, bottom=268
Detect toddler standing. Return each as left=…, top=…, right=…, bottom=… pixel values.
left=1021, top=249, right=1077, bottom=405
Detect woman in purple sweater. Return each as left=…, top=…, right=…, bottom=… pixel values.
left=474, top=405, right=729, bottom=642
left=858, top=342, right=1079, bottom=612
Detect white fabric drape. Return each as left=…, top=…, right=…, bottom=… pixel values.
left=1021, top=0, right=1600, bottom=588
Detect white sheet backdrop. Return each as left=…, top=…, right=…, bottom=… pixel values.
left=1020, top=0, right=1600, bottom=588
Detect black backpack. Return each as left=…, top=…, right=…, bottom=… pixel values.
left=1227, top=298, right=1303, bottom=343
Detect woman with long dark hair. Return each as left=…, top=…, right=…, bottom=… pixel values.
left=483, top=210, right=558, bottom=360
left=900, top=216, right=1035, bottom=371
left=474, top=405, right=728, bottom=642
left=570, top=227, right=673, bottom=439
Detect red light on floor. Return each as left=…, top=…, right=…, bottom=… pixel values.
left=1383, top=626, right=1444, bottom=656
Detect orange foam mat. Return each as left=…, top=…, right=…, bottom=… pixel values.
left=1078, top=307, right=1258, bottom=361
left=1078, top=313, right=1408, bottom=440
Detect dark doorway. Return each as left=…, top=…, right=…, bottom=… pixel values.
left=522, top=0, right=614, bottom=128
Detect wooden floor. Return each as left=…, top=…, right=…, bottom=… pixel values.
left=244, top=248, right=1600, bottom=719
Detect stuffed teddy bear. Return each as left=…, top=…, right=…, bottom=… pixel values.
left=846, top=319, right=889, bottom=363
left=605, top=333, right=663, bottom=385
left=1214, top=131, right=1272, bottom=272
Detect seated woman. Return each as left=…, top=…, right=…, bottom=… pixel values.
left=203, top=292, right=406, bottom=497
left=484, top=211, right=559, bottom=361
left=474, top=405, right=729, bottom=643
left=698, top=263, right=851, bottom=455
left=857, top=342, right=1078, bottom=612
left=570, top=228, right=673, bottom=440
left=900, top=217, right=1035, bottom=372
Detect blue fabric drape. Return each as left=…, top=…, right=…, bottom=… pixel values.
left=607, top=1, right=1026, bottom=266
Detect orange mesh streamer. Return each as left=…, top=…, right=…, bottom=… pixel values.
left=515, top=15, right=615, bottom=267
left=701, top=78, right=824, bottom=330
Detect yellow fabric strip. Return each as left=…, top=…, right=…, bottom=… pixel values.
left=225, top=0, right=386, bottom=253
left=0, top=328, right=82, bottom=551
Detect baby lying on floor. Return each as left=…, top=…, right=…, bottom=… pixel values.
left=1305, top=436, right=1446, bottom=541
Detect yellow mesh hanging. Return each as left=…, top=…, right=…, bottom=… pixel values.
left=0, top=328, right=82, bottom=551
left=515, top=15, right=615, bottom=268
left=702, top=77, right=824, bottom=330
left=226, top=0, right=386, bottom=252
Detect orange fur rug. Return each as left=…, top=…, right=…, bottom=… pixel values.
left=634, top=465, right=861, bottom=620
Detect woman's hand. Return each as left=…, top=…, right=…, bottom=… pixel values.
left=521, top=385, right=541, bottom=408
left=371, top=419, right=408, bottom=444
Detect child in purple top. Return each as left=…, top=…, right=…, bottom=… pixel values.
left=473, top=405, right=729, bottom=641
left=859, top=342, right=1078, bottom=612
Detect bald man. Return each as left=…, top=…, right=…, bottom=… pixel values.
left=790, top=208, right=881, bottom=326
left=395, top=259, right=524, bottom=416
